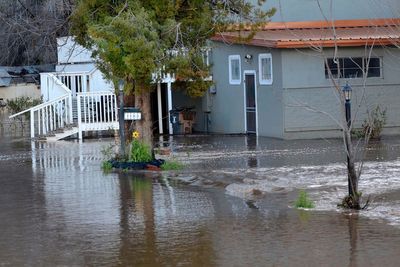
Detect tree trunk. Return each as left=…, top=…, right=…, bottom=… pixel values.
left=135, top=91, right=153, bottom=147
left=344, top=129, right=360, bottom=209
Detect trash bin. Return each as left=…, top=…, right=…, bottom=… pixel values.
left=169, top=109, right=182, bottom=134
left=169, top=108, right=196, bottom=134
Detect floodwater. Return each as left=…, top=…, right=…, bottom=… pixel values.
left=1, top=135, right=400, bottom=266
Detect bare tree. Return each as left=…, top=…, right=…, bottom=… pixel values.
left=0, top=0, right=74, bottom=66
left=284, top=22, right=396, bottom=209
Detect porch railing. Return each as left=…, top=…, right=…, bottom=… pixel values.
left=76, top=91, right=119, bottom=139
left=40, top=73, right=71, bottom=102
left=9, top=93, right=73, bottom=138
left=56, top=72, right=90, bottom=94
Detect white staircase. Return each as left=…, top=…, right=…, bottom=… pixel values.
left=9, top=73, right=119, bottom=141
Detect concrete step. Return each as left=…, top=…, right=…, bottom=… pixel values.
left=46, top=126, right=79, bottom=141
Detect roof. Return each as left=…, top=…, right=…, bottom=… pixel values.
left=212, top=19, right=400, bottom=48
left=0, top=65, right=54, bottom=87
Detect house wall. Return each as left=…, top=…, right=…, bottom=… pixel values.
left=55, top=63, right=114, bottom=92
left=208, top=42, right=284, bottom=137
left=0, top=84, right=40, bottom=101
left=0, top=84, right=40, bottom=116
left=254, top=0, right=400, bottom=22
left=57, top=37, right=92, bottom=64
left=281, top=47, right=400, bottom=139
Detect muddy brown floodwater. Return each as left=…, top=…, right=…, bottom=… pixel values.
left=1, top=135, right=400, bottom=266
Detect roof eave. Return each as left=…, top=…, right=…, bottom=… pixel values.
left=211, top=35, right=277, bottom=48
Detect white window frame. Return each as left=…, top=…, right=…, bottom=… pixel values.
left=258, top=53, right=273, bottom=85
left=229, top=55, right=241, bottom=85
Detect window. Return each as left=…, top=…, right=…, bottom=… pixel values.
left=259, top=53, right=273, bottom=85
left=325, top=57, right=382, bottom=79
left=229, top=55, right=241, bottom=84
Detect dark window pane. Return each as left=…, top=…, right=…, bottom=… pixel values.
left=343, top=58, right=363, bottom=78
left=366, top=58, right=381, bottom=77
left=367, top=67, right=381, bottom=77
left=343, top=58, right=362, bottom=69
left=245, top=74, right=255, bottom=108
left=325, top=58, right=340, bottom=78
left=367, top=58, right=380, bottom=68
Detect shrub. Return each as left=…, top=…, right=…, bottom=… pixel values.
left=161, top=160, right=184, bottom=171
left=6, top=96, right=42, bottom=114
left=101, top=161, right=113, bottom=172
left=6, top=96, right=42, bottom=129
left=295, top=190, right=315, bottom=209
left=129, top=139, right=152, bottom=162
left=352, top=106, right=387, bottom=140
left=365, top=106, right=387, bottom=139
left=101, top=144, right=116, bottom=160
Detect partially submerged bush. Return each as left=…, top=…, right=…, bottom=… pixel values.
left=129, top=139, right=152, bottom=163
left=6, top=96, right=42, bottom=130
left=161, top=160, right=184, bottom=171
left=101, top=144, right=116, bottom=160
left=352, top=105, right=387, bottom=140
left=101, top=161, right=113, bottom=172
left=295, top=190, right=315, bottom=209
left=6, top=96, right=42, bottom=114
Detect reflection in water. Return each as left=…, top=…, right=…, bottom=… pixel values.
left=364, top=140, right=387, bottom=161
left=117, top=174, right=216, bottom=266
left=348, top=214, right=359, bottom=267
left=246, top=135, right=258, bottom=168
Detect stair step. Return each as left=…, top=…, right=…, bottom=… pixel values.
left=36, top=136, right=47, bottom=141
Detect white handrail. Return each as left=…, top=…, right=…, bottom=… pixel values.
left=9, top=93, right=70, bottom=119
left=47, top=73, right=71, bottom=94
left=77, top=91, right=115, bottom=96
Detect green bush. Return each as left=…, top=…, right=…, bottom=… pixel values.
left=101, top=161, right=113, bottom=172
left=161, top=160, right=184, bottom=171
left=6, top=96, right=42, bottom=129
left=129, top=139, right=152, bottom=162
left=6, top=96, right=42, bottom=114
left=295, top=190, right=315, bottom=209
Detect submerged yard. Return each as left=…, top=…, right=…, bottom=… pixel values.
left=1, top=135, right=400, bottom=266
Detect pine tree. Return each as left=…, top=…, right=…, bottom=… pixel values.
left=70, top=0, right=275, bottom=146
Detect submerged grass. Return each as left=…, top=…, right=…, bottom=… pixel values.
left=295, top=190, right=315, bottom=209
left=161, top=160, right=184, bottom=171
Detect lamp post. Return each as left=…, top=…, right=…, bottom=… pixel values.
left=343, top=82, right=352, bottom=128
left=342, top=82, right=353, bottom=196
left=118, top=80, right=125, bottom=156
